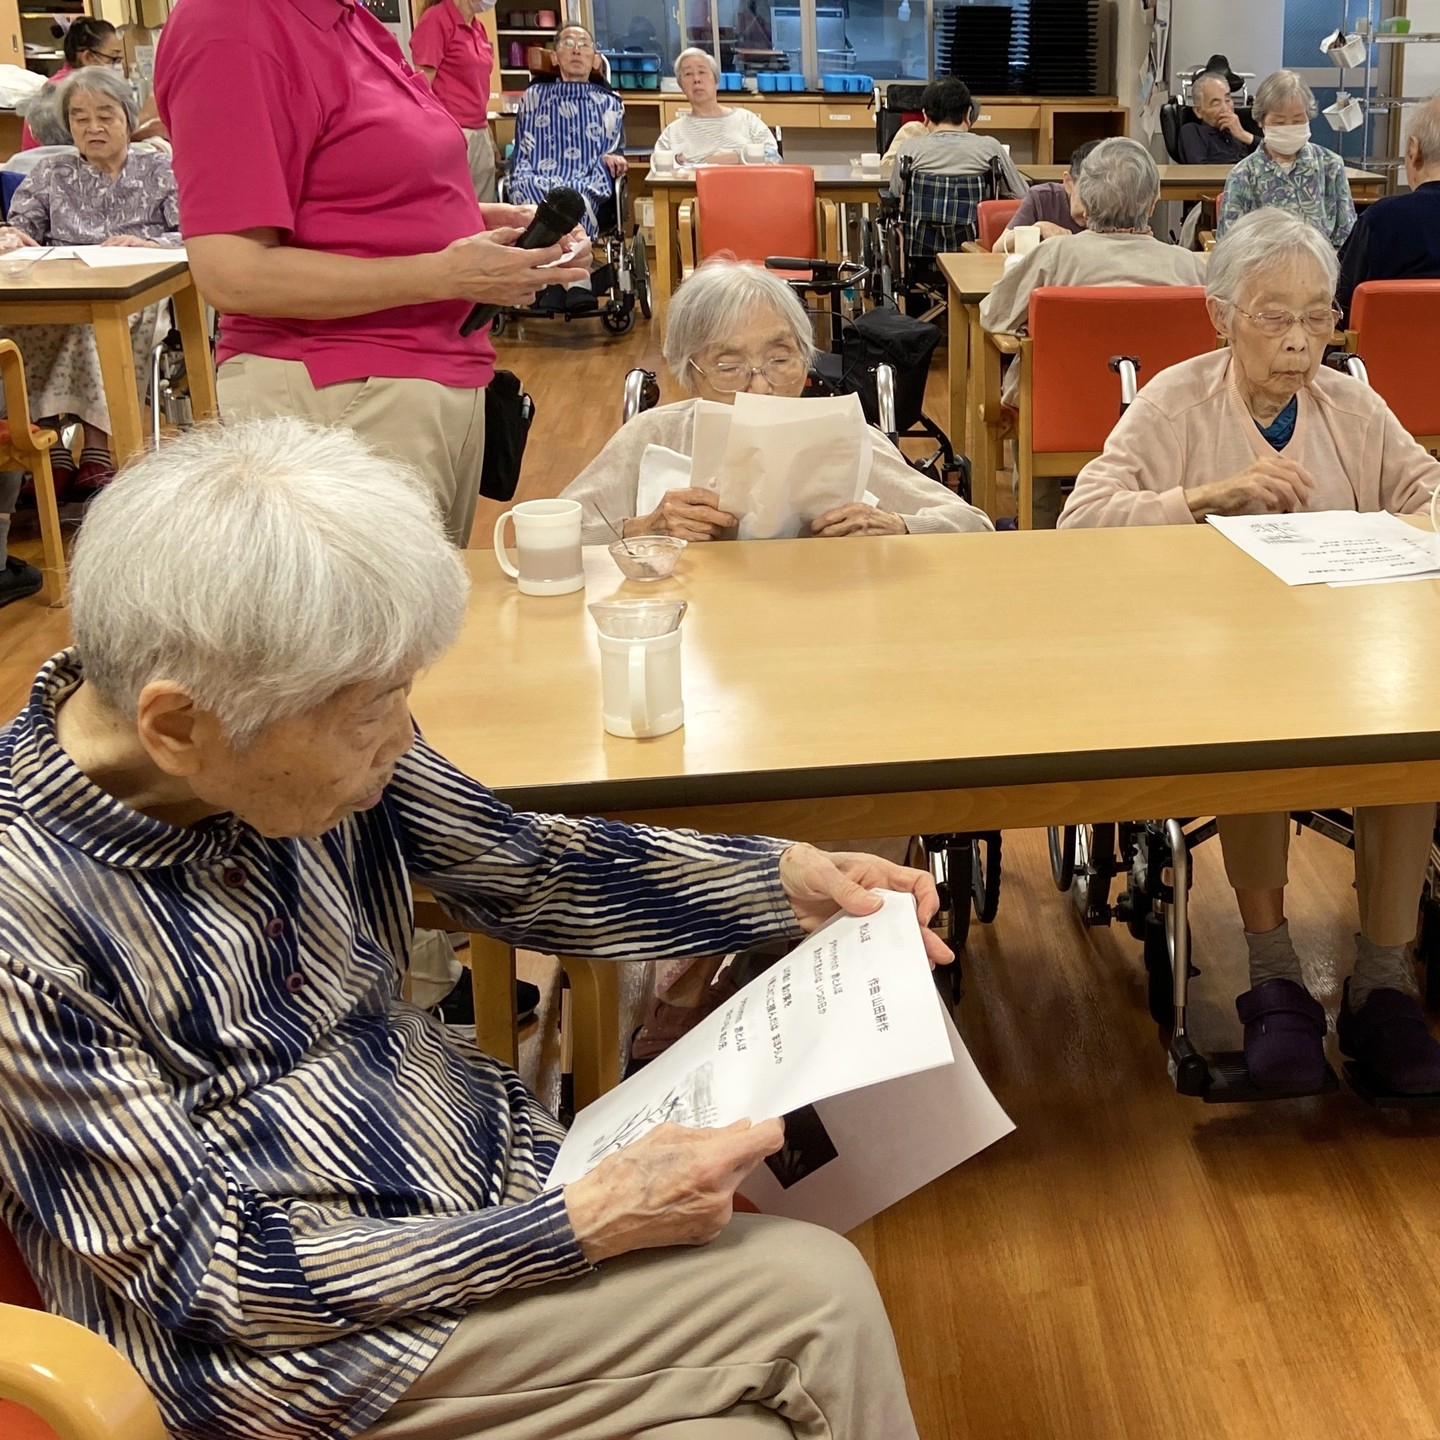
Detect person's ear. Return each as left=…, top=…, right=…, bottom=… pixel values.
left=134, top=681, right=220, bottom=779
left=1205, top=295, right=1229, bottom=339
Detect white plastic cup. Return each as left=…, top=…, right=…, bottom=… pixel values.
left=860, top=151, right=882, bottom=173
left=598, top=628, right=684, bottom=737
left=493, top=498, right=584, bottom=596
left=742, top=143, right=766, bottom=164
left=652, top=149, right=677, bottom=174
left=1011, top=224, right=1043, bottom=256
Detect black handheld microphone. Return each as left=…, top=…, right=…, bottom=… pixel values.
left=459, top=187, right=588, bottom=337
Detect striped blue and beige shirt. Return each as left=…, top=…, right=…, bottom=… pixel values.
left=0, top=650, right=797, bottom=1440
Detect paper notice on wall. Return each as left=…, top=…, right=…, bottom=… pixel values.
left=547, top=892, right=1014, bottom=1232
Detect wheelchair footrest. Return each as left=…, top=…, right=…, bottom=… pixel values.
left=1168, top=1037, right=1339, bottom=1103
left=1342, top=1060, right=1440, bottom=1108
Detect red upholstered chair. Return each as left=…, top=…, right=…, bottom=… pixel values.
left=1347, top=281, right=1440, bottom=452
left=1015, top=286, right=1217, bottom=528
left=976, top=199, right=1022, bottom=253
left=678, top=165, right=837, bottom=278
left=0, top=1214, right=167, bottom=1440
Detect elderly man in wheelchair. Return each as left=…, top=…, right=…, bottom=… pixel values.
left=1059, top=208, right=1440, bottom=1100
left=503, top=23, right=649, bottom=326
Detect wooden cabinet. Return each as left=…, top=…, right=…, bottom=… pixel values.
left=0, top=0, right=21, bottom=70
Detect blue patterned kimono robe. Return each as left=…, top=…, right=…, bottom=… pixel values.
left=508, top=77, right=626, bottom=237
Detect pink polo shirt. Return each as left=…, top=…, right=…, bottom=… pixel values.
left=410, top=1, right=492, bottom=132
left=155, top=0, right=494, bottom=391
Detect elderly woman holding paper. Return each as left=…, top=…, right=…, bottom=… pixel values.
left=562, top=259, right=992, bottom=541
left=1061, top=208, right=1440, bottom=1099
left=0, top=67, right=180, bottom=498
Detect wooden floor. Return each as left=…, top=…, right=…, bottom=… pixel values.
left=5, top=319, right=1440, bottom=1440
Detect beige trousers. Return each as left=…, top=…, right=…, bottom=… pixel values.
left=359, top=1213, right=919, bottom=1440
left=463, top=126, right=498, bottom=204
left=1218, top=804, right=1437, bottom=948
left=217, top=355, right=486, bottom=547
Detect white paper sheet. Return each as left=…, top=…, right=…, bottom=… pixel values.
left=71, top=244, right=187, bottom=267
left=1206, top=510, right=1440, bottom=586
left=547, top=892, right=1014, bottom=1230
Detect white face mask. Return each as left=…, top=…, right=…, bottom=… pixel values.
left=1264, top=123, right=1310, bottom=156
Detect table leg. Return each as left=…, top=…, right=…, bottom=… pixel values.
left=948, top=281, right=969, bottom=456
left=969, top=307, right=999, bottom=520
left=469, top=931, right=519, bottom=1068
left=91, top=301, right=145, bottom=468
left=560, top=956, right=622, bottom=1110
left=172, top=280, right=218, bottom=424
left=652, top=190, right=677, bottom=317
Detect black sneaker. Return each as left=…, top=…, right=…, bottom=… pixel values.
left=535, top=284, right=566, bottom=313
left=0, top=555, right=42, bottom=608
left=564, top=285, right=599, bottom=314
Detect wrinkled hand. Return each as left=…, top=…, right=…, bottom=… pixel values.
left=810, top=502, right=907, bottom=537
left=478, top=202, right=537, bottom=231
left=563, top=1119, right=784, bottom=1263
left=0, top=227, right=38, bottom=248
left=779, top=843, right=953, bottom=968
left=602, top=153, right=629, bottom=177
left=1034, top=220, right=1071, bottom=240
left=100, top=235, right=165, bottom=248
left=439, top=227, right=589, bottom=306
left=625, top=486, right=738, bottom=542
left=706, top=149, right=742, bottom=165
left=1187, top=455, right=1315, bottom=519
left=1216, top=111, right=1250, bottom=142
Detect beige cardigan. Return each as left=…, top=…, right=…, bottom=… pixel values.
left=979, top=231, right=1208, bottom=405
left=561, top=398, right=994, bottom=545
left=1059, top=349, right=1440, bottom=529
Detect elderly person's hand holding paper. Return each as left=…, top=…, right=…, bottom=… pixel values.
left=563, top=258, right=993, bottom=542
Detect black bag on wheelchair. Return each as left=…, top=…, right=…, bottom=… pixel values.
left=852, top=305, right=941, bottom=432
left=480, top=369, right=533, bottom=502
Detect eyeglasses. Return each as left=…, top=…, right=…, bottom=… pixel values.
left=690, top=355, right=807, bottom=392
left=1233, top=304, right=1342, bottom=337
left=555, top=37, right=595, bottom=50
left=86, top=48, right=125, bottom=67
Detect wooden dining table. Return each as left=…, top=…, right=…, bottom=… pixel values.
left=645, top=163, right=887, bottom=315
left=1019, top=161, right=1388, bottom=202
left=0, top=254, right=218, bottom=469
left=412, top=533, right=1440, bottom=1077
left=937, top=250, right=1007, bottom=516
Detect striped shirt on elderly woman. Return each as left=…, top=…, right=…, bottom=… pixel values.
left=0, top=648, right=798, bottom=1440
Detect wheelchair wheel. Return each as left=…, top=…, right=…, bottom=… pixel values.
left=1048, top=826, right=1076, bottom=891
left=1071, top=822, right=1118, bottom=927
left=602, top=306, right=635, bottom=335
left=632, top=234, right=652, bottom=320
left=971, top=832, right=1001, bottom=924
left=490, top=312, right=508, bottom=338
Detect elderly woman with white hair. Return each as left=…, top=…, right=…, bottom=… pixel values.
left=0, top=66, right=180, bottom=499
left=1061, top=208, right=1440, bottom=1097
left=563, top=258, right=991, bottom=541
left=653, top=48, right=779, bottom=165
left=0, top=418, right=935, bottom=1440
left=1218, top=69, right=1356, bottom=247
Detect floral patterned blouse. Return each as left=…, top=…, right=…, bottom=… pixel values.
left=1216, top=141, right=1356, bottom=248
left=6, top=150, right=182, bottom=248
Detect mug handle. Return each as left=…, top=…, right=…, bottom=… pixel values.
left=628, top=644, right=651, bottom=735
left=492, top=510, right=519, bottom=578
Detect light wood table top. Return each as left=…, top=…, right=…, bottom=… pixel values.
left=1020, top=162, right=1387, bottom=199
left=937, top=251, right=1007, bottom=300
left=0, top=253, right=189, bottom=299
left=412, top=533, right=1440, bottom=839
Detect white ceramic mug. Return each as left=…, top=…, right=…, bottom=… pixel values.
left=598, top=629, right=684, bottom=737
left=742, top=143, right=766, bottom=164
left=493, top=498, right=584, bottom=596
left=1011, top=224, right=1043, bottom=256
left=653, top=149, right=677, bottom=173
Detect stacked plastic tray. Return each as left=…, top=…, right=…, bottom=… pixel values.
left=1025, top=0, right=1097, bottom=95
left=934, top=4, right=1014, bottom=93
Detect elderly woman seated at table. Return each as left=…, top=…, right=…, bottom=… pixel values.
left=654, top=49, right=779, bottom=166
left=1218, top=70, right=1355, bottom=248
left=1060, top=208, right=1440, bottom=1096
left=0, top=67, right=180, bottom=499
left=563, top=258, right=992, bottom=541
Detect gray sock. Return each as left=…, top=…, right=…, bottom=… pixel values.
left=1245, top=920, right=1304, bottom=987
left=1350, top=933, right=1418, bottom=1009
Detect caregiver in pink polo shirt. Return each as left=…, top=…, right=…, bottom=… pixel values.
left=411, top=0, right=498, bottom=203
left=154, top=0, right=586, bottom=546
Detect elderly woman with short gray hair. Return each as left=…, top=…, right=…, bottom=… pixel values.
left=0, top=66, right=180, bottom=497
left=652, top=48, right=779, bottom=166
left=1061, top=208, right=1440, bottom=1098
left=1218, top=69, right=1355, bottom=246
left=563, top=257, right=991, bottom=541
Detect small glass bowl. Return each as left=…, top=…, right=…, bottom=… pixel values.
left=609, top=534, right=686, bottom=582
left=0, top=251, right=33, bottom=280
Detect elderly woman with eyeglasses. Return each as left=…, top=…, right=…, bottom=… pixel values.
left=562, top=259, right=992, bottom=542
left=1061, top=208, right=1440, bottom=1097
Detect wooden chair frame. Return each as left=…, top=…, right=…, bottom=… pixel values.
left=0, top=339, right=64, bottom=605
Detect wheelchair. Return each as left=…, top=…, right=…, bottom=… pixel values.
left=491, top=168, right=652, bottom=337
left=871, top=156, right=1005, bottom=325
left=619, top=348, right=997, bottom=1003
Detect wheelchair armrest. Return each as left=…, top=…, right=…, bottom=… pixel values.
left=0, top=1303, right=168, bottom=1440
left=765, top=257, right=867, bottom=287
left=622, top=367, right=660, bottom=424
left=875, top=361, right=897, bottom=437
left=987, top=332, right=1022, bottom=356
